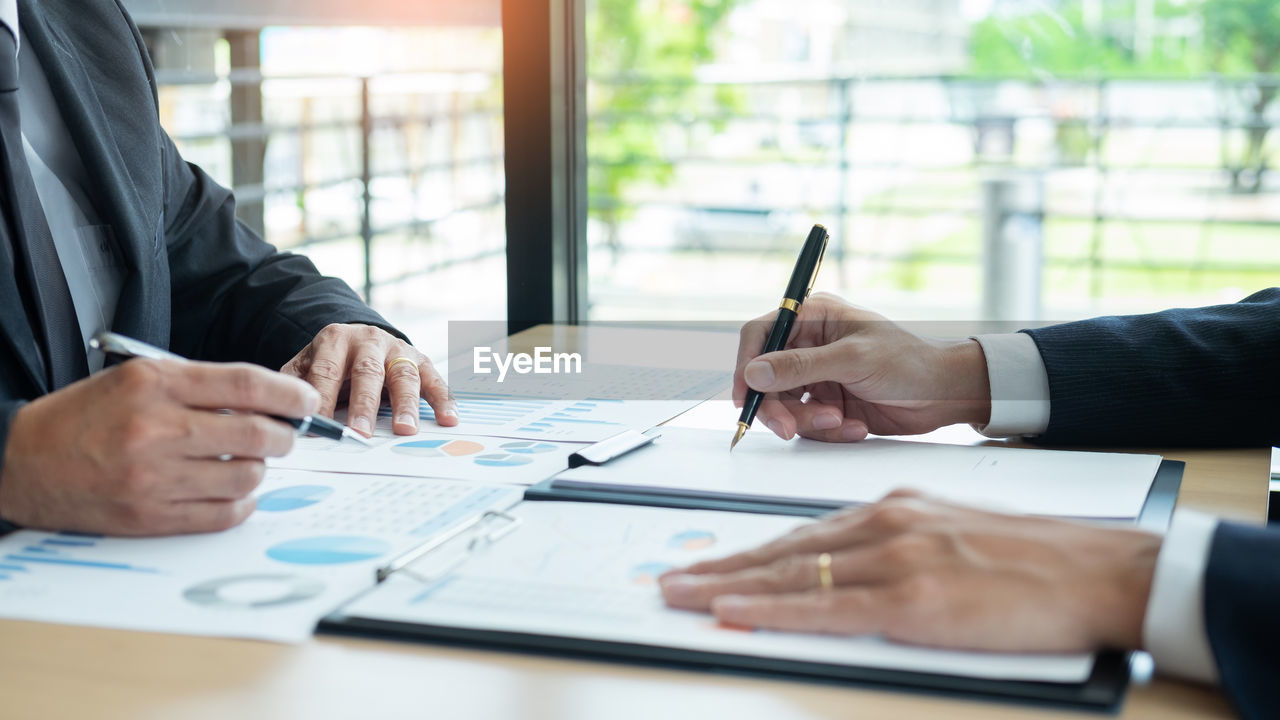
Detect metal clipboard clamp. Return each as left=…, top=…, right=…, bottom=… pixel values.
left=375, top=509, right=522, bottom=584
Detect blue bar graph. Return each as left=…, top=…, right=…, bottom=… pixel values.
left=3, top=535, right=160, bottom=575
left=5, top=553, right=159, bottom=573
left=41, top=538, right=96, bottom=547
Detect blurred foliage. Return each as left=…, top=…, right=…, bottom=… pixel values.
left=969, top=1, right=1207, bottom=77
left=970, top=0, right=1280, bottom=191
left=587, top=0, right=742, bottom=238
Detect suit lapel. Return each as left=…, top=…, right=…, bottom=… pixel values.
left=19, top=0, right=164, bottom=346
left=0, top=217, right=50, bottom=393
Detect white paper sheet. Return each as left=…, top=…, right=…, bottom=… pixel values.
left=401, top=364, right=729, bottom=442
left=272, top=424, right=577, bottom=486
left=555, top=427, right=1162, bottom=519
left=0, top=470, right=521, bottom=642
left=341, top=502, right=1095, bottom=683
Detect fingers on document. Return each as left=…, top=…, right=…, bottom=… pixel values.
left=661, top=545, right=909, bottom=611
left=385, top=356, right=423, bottom=435
left=300, top=328, right=353, bottom=419
left=709, top=587, right=900, bottom=636
left=345, top=344, right=392, bottom=437
left=417, top=357, right=458, bottom=428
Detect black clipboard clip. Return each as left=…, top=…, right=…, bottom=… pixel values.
left=568, top=429, right=660, bottom=469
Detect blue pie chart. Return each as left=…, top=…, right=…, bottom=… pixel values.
left=266, top=536, right=391, bottom=565
left=500, top=441, right=558, bottom=454
left=257, top=485, right=334, bottom=512
left=474, top=453, right=534, bottom=468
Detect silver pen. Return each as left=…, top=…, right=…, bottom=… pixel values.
left=89, top=331, right=371, bottom=447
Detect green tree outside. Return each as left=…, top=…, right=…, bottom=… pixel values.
left=587, top=0, right=742, bottom=256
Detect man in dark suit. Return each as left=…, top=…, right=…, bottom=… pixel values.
left=0, top=0, right=456, bottom=536
left=661, top=288, right=1279, bottom=719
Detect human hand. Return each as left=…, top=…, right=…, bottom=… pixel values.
left=281, top=323, right=457, bottom=437
left=734, top=292, right=991, bottom=442
left=0, top=359, right=319, bottom=536
left=660, top=490, right=1160, bottom=653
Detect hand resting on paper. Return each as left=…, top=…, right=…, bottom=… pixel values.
left=734, top=293, right=992, bottom=442
left=660, top=490, right=1161, bottom=653
left=281, top=323, right=458, bottom=437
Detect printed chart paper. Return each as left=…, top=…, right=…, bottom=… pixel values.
left=273, top=427, right=577, bottom=486
left=409, top=364, right=730, bottom=442
left=555, top=427, right=1162, bottom=519
left=339, top=502, right=1095, bottom=683
left=0, top=470, right=521, bottom=642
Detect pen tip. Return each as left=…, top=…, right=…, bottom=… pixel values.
left=729, top=423, right=748, bottom=452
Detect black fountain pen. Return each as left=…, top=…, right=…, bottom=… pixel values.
left=89, top=331, right=372, bottom=447
left=730, top=224, right=829, bottom=451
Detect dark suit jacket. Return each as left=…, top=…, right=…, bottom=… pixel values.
left=1023, top=287, right=1279, bottom=719
left=0, top=1, right=398, bottom=475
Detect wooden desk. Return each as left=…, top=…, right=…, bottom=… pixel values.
left=0, top=327, right=1268, bottom=720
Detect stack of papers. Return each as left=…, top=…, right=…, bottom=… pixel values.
left=0, top=470, right=521, bottom=642
left=555, top=427, right=1163, bottom=519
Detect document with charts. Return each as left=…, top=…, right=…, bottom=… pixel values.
left=404, top=364, right=730, bottom=442
left=554, top=427, right=1162, bottom=519
left=332, top=502, right=1095, bottom=683
left=272, top=428, right=577, bottom=485
left=0, top=470, right=521, bottom=642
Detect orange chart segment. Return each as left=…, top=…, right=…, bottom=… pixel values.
left=390, top=439, right=486, bottom=458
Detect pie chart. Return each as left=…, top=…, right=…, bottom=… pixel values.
left=473, top=452, right=534, bottom=468
left=630, top=562, right=673, bottom=586
left=266, top=536, right=391, bottom=565
left=184, top=574, right=325, bottom=609
left=500, top=441, right=558, bottom=454
left=668, top=530, right=716, bottom=551
left=257, top=485, right=334, bottom=512
left=391, top=439, right=485, bottom=458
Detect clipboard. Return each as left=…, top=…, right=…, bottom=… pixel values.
left=318, top=497, right=1142, bottom=712
left=319, top=433, right=1182, bottom=712
left=526, top=431, right=1186, bottom=533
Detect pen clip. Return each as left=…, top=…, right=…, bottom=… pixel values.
left=805, top=229, right=829, bottom=300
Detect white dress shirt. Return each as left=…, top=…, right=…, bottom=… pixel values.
left=2, top=1, right=123, bottom=373
left=972, top=332, right=1220, bottom=685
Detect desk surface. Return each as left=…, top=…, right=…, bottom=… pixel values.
left=0, top=328, right=1268, bottom=720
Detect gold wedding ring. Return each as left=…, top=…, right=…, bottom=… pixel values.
left=386, top=357, right=419, bottom=373
left=816, top=552, right=834, bottom=592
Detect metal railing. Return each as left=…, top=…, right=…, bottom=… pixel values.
left=157, top=71, right=1280, bottom=309
left=157, top=69, right=505, bottom=303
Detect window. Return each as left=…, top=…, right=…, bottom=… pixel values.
left=582, top=0, right=1280, bottom=323
left=136, top=2, right=506, bottom=358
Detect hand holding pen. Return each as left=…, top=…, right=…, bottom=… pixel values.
left=91, top=332, right=371, bottom=447
left=731, top=294, right=994, bottom=445
left=0, top=335, right=336, bottom=535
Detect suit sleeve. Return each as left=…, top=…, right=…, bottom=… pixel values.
left=1021, top=287, right=1280, bottom=447
left=114, top=5, right=405, bottom=370
left=158, top=135, right=407, bottom=369
left=1202, top=522, right=1280, bottom=720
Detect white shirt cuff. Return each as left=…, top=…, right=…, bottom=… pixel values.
left=1143, top=510, right=1220, bottom=684
left=970, top=333, right=1050, bottom=438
